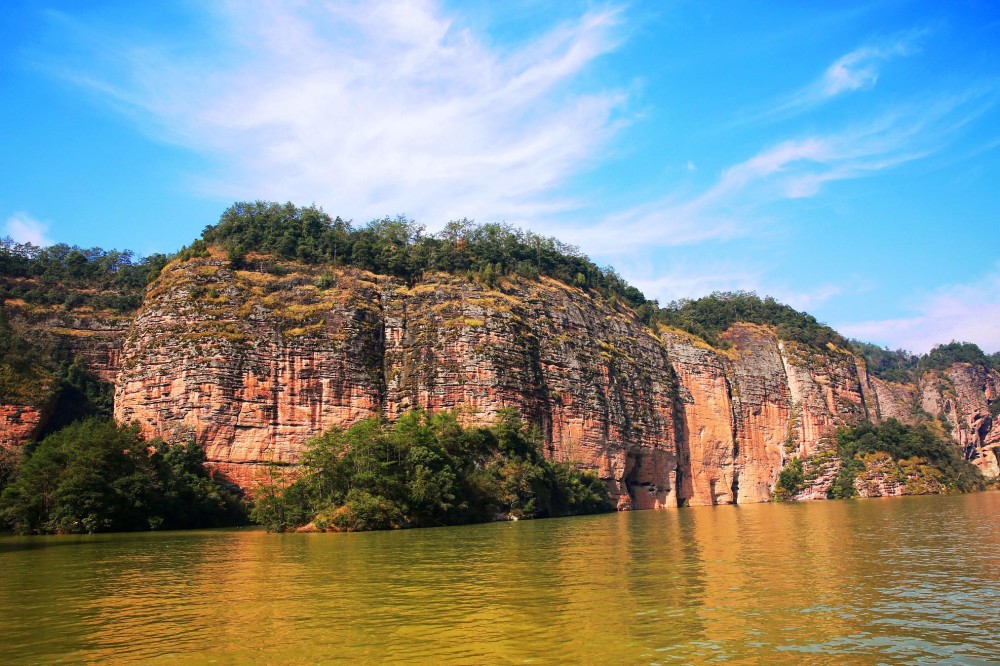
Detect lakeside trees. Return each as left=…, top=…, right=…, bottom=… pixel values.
left=250, top=408, right=611, bottom=532
left=0, top=419, right=244, bottom=534
left=0, top=408, right=608, bottom=535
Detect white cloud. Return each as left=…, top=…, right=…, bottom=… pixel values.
left=839, top=268, right=1000, bottom=353
left=4, top=212, right=52, bottom=246
left=624, top=263, right=762, bottom=305
left=51, top=1, right=627, bottom=227
left=551, top=89, right=993, bottom=256
left=770, top=35, right=921, bottom=116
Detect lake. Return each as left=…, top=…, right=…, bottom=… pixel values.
left=1, top=492, right=997, bottom=664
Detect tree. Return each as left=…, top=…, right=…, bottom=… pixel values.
left=250, top=408, right=611, bottom=532
left=0, top=419, right=244, bottom=534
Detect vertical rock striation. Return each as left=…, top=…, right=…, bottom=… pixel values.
left=113, top=258, right=679, bottom=506
left=4, top=252, right=993, bottom=505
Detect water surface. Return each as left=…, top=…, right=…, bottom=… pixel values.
left=1, top=492, right=997, bottom=664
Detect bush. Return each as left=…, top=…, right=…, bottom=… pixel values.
left=252, top=408, right=612, bottom=532
left=0, top=418, right=245, bottom=534
left=826, top=419, right=985, bottom=499
left=774, top=458, right=805, bottom=500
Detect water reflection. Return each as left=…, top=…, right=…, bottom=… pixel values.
left=0, top=493, right=997, bottom=664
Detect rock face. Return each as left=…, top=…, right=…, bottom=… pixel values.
left=6, top=252, right=997, bottom=506
left=379, top=274, right=679, bottom=510
left=665, top=323, right=894, bottom=504
left=113, top=255, right=678, bottom=508
left=0, top=405, right=48, bottom=448
left=113, top=256, right=385, bottom=484
left=921, top=365, right=1000, bottom=477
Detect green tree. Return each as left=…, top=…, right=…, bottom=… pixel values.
left=0, top=419, right=245, bottom=534
left=774, top=458, right=805, bottom=500
left=251, top=408, right=612, bottom=532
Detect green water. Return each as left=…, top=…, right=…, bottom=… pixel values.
left=1, top=492, right=997, bottom=665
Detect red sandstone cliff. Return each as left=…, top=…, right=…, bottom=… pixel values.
left=1, top=296, right=129, bottom=447
left=113, top=254, right=678, bottom=507
left=4, top=252, right=997, bottom=505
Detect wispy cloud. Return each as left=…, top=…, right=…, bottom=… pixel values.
left=4, top=212, right=52, bottom=246
left=620, top=258, right=847, bottom=314
left=44, top=1, right=628, bottom=226
left=557, top=89, right=994, bottom=255
left=838, top=267, right=1000, bottom=354
left=762, top=33, right=923, bottom=120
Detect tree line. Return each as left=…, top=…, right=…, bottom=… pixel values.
left=193, top=201, right=648, bottom=309
left=656, top=291, right=849, bottom=350
left=850, top=340, right=1000, bottom=383
left=1, top=236, right=168, bottom=313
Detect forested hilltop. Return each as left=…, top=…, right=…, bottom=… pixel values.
left=851, top=340, right=1000, bottom=384
left=133, top=199, right=1000, bottom=365
left=187, top=201, right=978, bottom=357
left=4, top=200, right=998, bottom=400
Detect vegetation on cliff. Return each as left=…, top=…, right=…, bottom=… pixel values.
left=0, top=236, right=168, bottom=313
left=824, top=419, right=985, bottom=499
left=251, top=408, right=612, bottom=532
left=775, top=419, right=986, bottom=500
left=1, top=308, right=116, bottom=435
left=0, top=310, right=56, bottom=405
left=848, top=342, right=919, bottom=383
left=1, top=236, right=165, bottom=414
left=194, top=202, right=877, bottom=354
left=0, top=418, right=245, bottom=534
left=657, top=291, right=849, bottom=350
left=196, top=200, right=648, bottom=309
left=852, top=339, right=1000, bottom=383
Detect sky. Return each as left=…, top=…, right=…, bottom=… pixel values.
left=2, top=0, right=999, bottom=354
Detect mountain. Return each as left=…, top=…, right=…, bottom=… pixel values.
left=2, top=204, right=997, bottom=507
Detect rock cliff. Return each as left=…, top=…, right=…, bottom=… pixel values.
left=112, top=252, right=680, bottom=507
left=4, top=251, right=998, bottom=505
left=1, top=294, right=130, bottom=445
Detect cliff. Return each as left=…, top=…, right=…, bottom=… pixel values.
left=106, top=252, right=998, bottom=504
left=1, top=290, right=131, bottom=445
left=112, top=251, right=678, bottom=507
left=4, top=249, right=998, bottom=506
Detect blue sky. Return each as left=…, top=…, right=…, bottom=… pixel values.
left=2, top=0, right=999, bottom=353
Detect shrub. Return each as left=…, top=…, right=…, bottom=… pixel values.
left=0, top=418, right=245, bottom=534
left=774, top=458, right=805, bottom=500
left=252, top=408, right=612, bottom=532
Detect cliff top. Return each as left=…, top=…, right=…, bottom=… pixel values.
left=4, top=201, right=997, bottom=377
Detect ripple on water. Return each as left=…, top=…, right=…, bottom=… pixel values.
left=0, top=492, right=998, bottom=664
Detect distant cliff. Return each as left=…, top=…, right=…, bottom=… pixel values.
left=2, top=210, right=997, bottom=507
